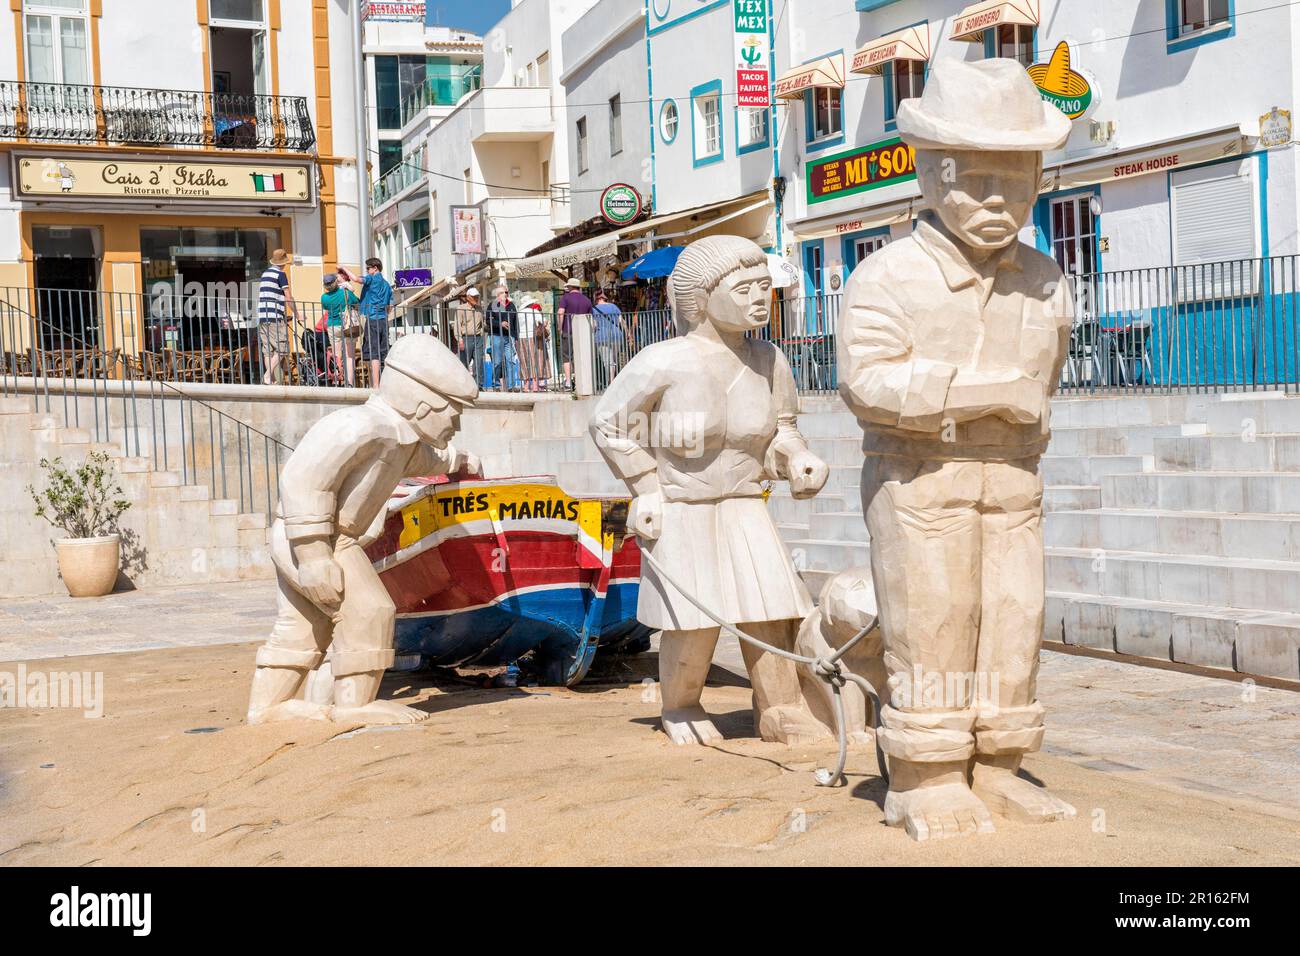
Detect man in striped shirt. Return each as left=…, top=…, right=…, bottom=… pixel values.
left=258, top=248, right=298, bottom=384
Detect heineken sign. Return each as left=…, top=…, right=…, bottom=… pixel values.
left=599, top=183, right=643, bottom=226
left=806, top=137, right=917, bottom=205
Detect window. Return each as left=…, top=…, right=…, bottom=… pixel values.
left=431, top=191, right=438, bottom=231
left=659, top=100, right=678, bottom=143
left=576, top=116, right=589, bottom=174
left=23, top=0, right=89, bottom=86
left=1048, top=194, right=1098, bottom=280
left=536, top=51, right=550, bottom=87
left=208, top=0, right=268, bottom=98
left=691, top=84, right=722, bottom=164
left=210, top=0, right=263, bottom=21
left=811, top=87, right=841, bottom=141
left=737, top=107, right=768, bottom=152
left=991, top=24, right=1035, bottom=66
left=378, top=140, right=402, bottom=177
left=1171, top=159, right=1258, bottom=296
left=609, top=94, right=623, bottom=155
left=848, top=234, right=889, bottom=270
left=374, top=56, right=401, bottom=129
left=891, top=60, right=925, bottom=117
left=463, top=167, right=472, bottom=204
left=1178, top=0, right=1230, bottom=34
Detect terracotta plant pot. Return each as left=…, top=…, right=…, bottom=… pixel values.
left=55, top=534, right=121, bottom=598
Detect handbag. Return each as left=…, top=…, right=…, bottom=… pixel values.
left=343, top=306, right=363, bottom=339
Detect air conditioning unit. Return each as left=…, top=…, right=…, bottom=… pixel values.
left=1090, top=121, right=1116, bottom=145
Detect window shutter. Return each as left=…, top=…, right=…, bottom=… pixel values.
left=1171, top=159, right=1258, bottom=298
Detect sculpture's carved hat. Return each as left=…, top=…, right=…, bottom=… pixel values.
left=896, top=57, right=1070, bottom=152
left=384, top=333, right=478, bottom=407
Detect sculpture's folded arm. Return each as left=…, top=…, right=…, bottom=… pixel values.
left=277, top=414, right=373, bottom=543
left=763, top=346, right=812, bottom=479
left=589, top=350, right=669, bottom=483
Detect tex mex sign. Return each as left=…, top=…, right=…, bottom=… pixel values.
left=806, top=137, right=917, bottom=205
left=11, top=154, right=316, bottom=207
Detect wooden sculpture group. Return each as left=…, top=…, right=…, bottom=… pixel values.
left=247, top=60, right=1077, bottom=842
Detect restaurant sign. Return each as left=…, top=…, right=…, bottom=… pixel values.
left=806, top=137, right=917, bottom=206
left=12, top=154, right=315, bottom=206
left=395, top=268, right=433, bottom=290
left=733, top=0, right=770, bottom=109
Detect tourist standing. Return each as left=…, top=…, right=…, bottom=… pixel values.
left=341, top=258, right=394, bottom=387
left=454, top=286, right=487, bottom=385
left=592, top=290, right=629, bottom=387
left=258, top=248, right=297, bottom=385
left=321, top=272, right=360, bottom=386
left=556, top=277, right=592, bottom=389
left=515, top=293, right=550, bottom=392
left=485, top=284, right=519, bottom=390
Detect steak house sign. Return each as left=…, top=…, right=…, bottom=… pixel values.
left=806, top=136, right=917, bottom=205
left=12, top=155, right=315, bottom=206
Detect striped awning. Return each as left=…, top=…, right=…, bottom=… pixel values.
left=951, top=0, right=1040, bottom=42
left=850, top=23, right=931, bottom=76
left=774, top=53, right=845, bottom=100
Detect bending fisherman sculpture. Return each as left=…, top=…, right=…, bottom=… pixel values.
left=247, top=334, right=481, bottom=726
left=838, top=58, right=1078, bottom=841
left=591, top=235, right=832, bottom=747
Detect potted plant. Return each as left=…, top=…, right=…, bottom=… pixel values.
left=28, top=452, right=131, bottom=598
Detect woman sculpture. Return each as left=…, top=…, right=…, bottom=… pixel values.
left=591, top=235, right=830, bottom=746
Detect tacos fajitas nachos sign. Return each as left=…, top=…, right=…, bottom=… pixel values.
left=11, top=154, right=316, bottom=206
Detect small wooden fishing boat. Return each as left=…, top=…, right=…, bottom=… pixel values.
left=365, top=476, right=651, bottom=686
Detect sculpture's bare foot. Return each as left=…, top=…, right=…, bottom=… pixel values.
left=333, top=700, right=429, bottom=726
left=972, top=764, right=1077, bottom=824
left=884, top=783, right=996, bottom=842
left=758, top=704, right=834, bottom=746
left=661, top=707, right=723, bottom=746
left=247, top=699, right=332, bottom=725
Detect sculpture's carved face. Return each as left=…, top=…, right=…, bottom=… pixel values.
left=705, top=264, right=772, bottom=333
left=918, top=148, right=1041, bottom=251
left=410, top=396, right=461, bottom=446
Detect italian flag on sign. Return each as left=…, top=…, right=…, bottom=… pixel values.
left=250, top=172, right=285, bottom=193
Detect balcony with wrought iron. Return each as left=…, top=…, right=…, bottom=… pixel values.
left=0, top=81, right=317, bottom=152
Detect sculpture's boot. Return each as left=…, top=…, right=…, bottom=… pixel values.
left=743, top=619, right=834, bottom=746
left=331, top=648, right=427, bottom=725
left=877, top=703, right=993, bottom=842
left=971, top=703, right=1075, bottom=823
left=659, top=627, right=724, bottom=745
left=247, top=663, right=329, bottom=723
left=883, top=758, right=996, bottom=842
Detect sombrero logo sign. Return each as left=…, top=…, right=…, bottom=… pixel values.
left=1028, top=41, right=1094, bottom=121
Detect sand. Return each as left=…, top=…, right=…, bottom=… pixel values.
left=2, top=642, right=1298, bottom=866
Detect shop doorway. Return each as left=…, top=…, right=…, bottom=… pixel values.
left=32, top=225, right=101, bottom=349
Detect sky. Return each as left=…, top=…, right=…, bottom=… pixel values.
left=425, top=0, right=512, bottom=37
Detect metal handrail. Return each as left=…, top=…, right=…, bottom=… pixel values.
left=0, top=80, right=316, bottom=151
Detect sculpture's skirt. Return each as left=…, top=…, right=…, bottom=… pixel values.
left=638, top=496, right=813, bottom=631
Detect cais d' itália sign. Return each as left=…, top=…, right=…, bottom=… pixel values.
left=806, top=137, right=917, bottom=205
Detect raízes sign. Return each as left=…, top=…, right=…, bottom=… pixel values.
left=806, top=136, right=917, bottom=205
left=11, top=154, right=315, bottom=206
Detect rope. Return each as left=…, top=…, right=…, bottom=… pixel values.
left=637, top=548, right=888, bottom=788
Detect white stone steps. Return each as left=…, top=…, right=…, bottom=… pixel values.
left=1044, top=507, right=1300, bottom=560
left=1044, top=485, right=1102, bottom=512
left=1038, top=454, right=1151, bottom=485
left=1101, top=471, right=1300, bottom=513
left=1045, top=591, right=1300, bottom=680
left=1152, top=433, right=1300, bottom=472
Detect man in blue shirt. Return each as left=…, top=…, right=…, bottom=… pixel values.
left=343, top=257, right=395, bottom=387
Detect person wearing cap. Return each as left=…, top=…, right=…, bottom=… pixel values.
left=257, top=248, right=297, bottom=385
left=452, top=286, right=487, bottom=385
left=837, top=58, right=1077, bottom=841
left=556, top=276, right=592, bottom=389
left=321, top=272, right=360, bottom=386
left=485, top=283, right=518, bottom=390
left=247, top=333, right=483, bottom=726
left=339, top=258, right=394, bottom=387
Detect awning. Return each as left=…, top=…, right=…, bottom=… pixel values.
left=1041, top=123, right=1254, bottom=193
left=790, top=192, right=921, bottom=242
left=513, top=234, right=620, bottom=278
left=774, top=53, right=845, bottom=100
left=951, top=0, right=1040, bottom=43
left=621, top=246, right=684, bottom=280
left=851, top=23, right=931, bottom=76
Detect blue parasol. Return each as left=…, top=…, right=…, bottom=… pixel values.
left=621, top=245, right=684, bottom=280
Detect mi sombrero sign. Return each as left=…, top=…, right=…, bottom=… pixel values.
left=1029, top=41, right=1095, bottom=121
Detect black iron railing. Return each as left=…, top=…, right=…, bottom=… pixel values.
left=0, top=81, right=316, bottom=152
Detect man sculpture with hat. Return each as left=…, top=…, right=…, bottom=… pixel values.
left=837, top=58, right=1077, bottom=841
left=247, top=334, right=481, bottom=725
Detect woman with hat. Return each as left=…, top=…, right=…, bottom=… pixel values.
left=556, top=276, right=592, bottom=390
left=590, top=235, right=831, bottom=749
left=514, top=292, right=550, bottom=391
left=321, top=272, right=360, bottom=386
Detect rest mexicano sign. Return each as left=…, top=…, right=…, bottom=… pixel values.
left=806, top=136, right=917, bottom=205
left=11, top=154, right=316, bottom=206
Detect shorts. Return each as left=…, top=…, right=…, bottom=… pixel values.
left=360, top=317, right=390, bottom=361
left=258, top=320, right=290, bottom=355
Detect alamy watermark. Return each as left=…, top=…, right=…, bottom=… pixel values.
left=0, top=663, right=103, bottom=718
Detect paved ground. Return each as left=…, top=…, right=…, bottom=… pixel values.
left=1, top=580, right=1298, bottom=864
